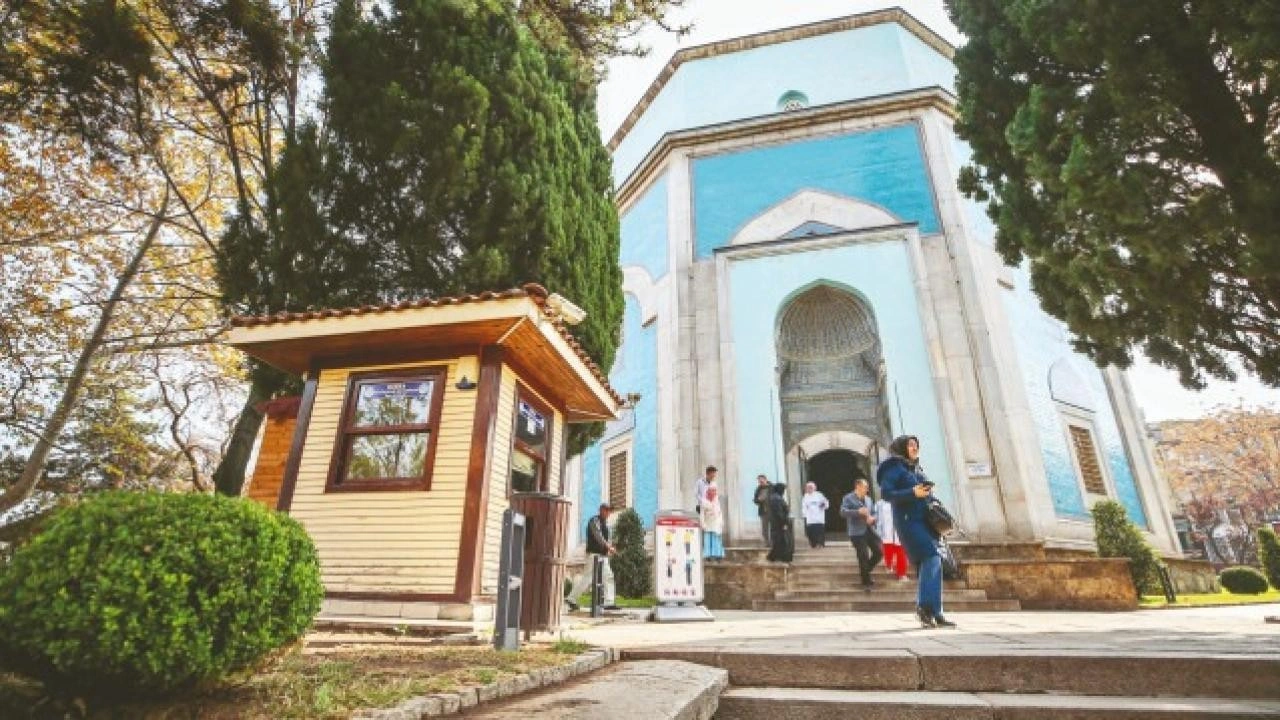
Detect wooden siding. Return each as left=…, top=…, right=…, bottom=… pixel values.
left=245, top=414, right=296, bottom=508
left=291, top=358, right=478, bottom=594
left=479, top=365, right=567, bottom=595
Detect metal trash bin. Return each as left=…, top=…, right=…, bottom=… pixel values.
left=510, top=492, right=571, bottom=636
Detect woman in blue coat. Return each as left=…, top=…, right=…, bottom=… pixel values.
left=877, top=434, right=954, bottom=628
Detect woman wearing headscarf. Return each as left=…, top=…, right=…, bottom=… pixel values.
left=878, top=435, right=954, bottom=628
left=766, top=482, right=794, bottom=562
left=699, top=473, right=725, bottom=560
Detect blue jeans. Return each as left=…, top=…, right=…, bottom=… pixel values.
left=917, top=554, right=944, bottom=617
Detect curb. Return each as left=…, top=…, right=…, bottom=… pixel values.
left=353, top=647, right=618, bottom=720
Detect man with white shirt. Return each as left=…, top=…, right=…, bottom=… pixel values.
left=694, top=465, right=717, bottom=513
left=800, top=481, right=829, bottom=548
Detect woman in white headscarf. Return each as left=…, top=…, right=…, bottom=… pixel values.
left=699, top=474, right=725, bottom=559
left=801, top=481, right=829, bottom=548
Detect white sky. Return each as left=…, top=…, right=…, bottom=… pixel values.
left=595, top=0, right=1280, bottom=423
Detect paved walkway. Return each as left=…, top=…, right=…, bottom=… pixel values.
left=552, top=604, right=1280, bottom=656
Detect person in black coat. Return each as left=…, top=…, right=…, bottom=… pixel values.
left=766, top=482, right=794, bottom=562
left=878, top=435, right=954, bottom=628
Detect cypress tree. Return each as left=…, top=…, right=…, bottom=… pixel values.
left=215, top=0, right=623, bottom=491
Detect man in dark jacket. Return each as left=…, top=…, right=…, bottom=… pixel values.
left=753, top=474, right=773, bottom=546
left=566, top=504, right=618, bottom=610
left=840, top=478, right=884, bottom=589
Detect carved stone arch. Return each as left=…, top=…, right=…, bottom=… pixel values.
left=776, top=283, right=891, bottom=451
left=729, top=189, right=902, bottom=247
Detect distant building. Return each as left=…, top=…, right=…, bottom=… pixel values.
left=566, top=8, right=1180, bottom=556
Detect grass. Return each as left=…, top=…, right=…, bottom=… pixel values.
left=571, top=594, right=656, bottom=609
left=0, top=645, right=581, bottom=720
left=1140, top=588, right=1280, bottom=608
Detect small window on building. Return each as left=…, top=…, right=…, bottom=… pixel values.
left=327, top=368, right=445, bottom=491
left=1068, top=423, right=1108, bottom=496
left=777, top=90, right=809, bottom=112
left=511, top=389, right=553, bottom=493
left=607, top=450, right=629, bottom=509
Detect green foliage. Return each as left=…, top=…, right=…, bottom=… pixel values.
left=609, top=508, right=651, bottom=598
left=1258, top=527, right=1280, bottom=589
left=1091, top=499, right=1161, bottom=594
left=948, top=1, right=1280, bottom=387
left=215, top=0, right=624, bottom=480
left=1219, top=565, right=1270, bottom=595
left=0, top=492, right=322, bottom=698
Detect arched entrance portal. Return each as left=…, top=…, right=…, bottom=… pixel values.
left=805, top=449, right=872, bottom=533
left=777, top=283, right=890, bottom=526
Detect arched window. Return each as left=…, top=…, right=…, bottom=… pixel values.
left=777, top=90, right=809, bottom=112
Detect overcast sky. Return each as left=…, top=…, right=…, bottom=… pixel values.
left=594, top=0, right=1280, bottom=423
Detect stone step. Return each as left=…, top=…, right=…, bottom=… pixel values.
left=785, top=578, right=971, bottom=591
left=462, top=660, right=727, bottom=720
left=715, top=687, right=1280, bottom=719
left=751, top=598, right=1020, bottom=612
left=617, top=649, right=1280, bottom=699
left=773, top=588, right=993, bottom=601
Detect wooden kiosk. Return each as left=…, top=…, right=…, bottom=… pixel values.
left=226, top=284, right=621, bottom=626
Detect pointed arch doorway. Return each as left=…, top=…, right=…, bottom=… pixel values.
left=778, top=283, right=891, bottom=533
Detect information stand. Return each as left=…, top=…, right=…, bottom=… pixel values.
left=650, top=510, right=715, bottom=623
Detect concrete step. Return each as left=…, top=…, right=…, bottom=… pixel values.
left=715, top=687, right=1280, bottom=719
left=618, top=649, right=1280, bottom=699
left=773, top=588, right=993, bottom=601
left=785, top=578, right=971, bottom=591
left=461, top=660, right=727, bottom=720
left=751, top=598, right=1021, bottom=612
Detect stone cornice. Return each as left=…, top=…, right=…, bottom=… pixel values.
left=615, top=86, right=957, bottom=211
left=606, top=7, right=956, bottom=154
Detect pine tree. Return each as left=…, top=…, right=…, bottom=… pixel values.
left=948, top=1, right=1280, bottom=388
left=214, top=0, right=623, bottom=492
left=609, top=508, right=651, bottom=598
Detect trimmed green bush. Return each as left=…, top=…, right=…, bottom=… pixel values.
left=0, top=492, right=322, bottom=698
left=1219, top=565, right=1270, bottom=594
left=1091, top=499, right=1162, bottom=594
left=1258, top=527, right=1280, bottom=590
left=609, top=508, right=652, bottom=598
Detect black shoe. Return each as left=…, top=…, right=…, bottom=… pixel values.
left=915, top=606, right=936, bottom=629
left=932, top=615, right=956, bottom=628
left=602, top=604, right=620, bottom=611
left=861, top=579, right=876, bottom=589
left=566, top=600, right=579, bottom=611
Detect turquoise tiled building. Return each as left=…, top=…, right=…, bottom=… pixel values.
left=567, top=9, right=1180, bottom=556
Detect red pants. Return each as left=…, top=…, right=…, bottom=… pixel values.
left=883, top=542, right=908, bottom=578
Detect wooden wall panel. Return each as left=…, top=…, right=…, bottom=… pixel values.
left=245, top=414, right=296, bottom=508
left=480, top=369, right=518, bottom=595
left=290, top=358, right=478, bottom=594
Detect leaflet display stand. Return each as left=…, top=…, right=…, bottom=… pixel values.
left=650, top=510, right=715, bottom=623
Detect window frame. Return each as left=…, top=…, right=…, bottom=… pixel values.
left=325, top=365, right=448, bottom=493
left=509, top=385, right=555, bottom=495
left=1058, top=404, right=1114, bottom=505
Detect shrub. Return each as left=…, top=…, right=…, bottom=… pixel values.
left=609, top=508, right=652, bottom=598
left=1091, top=499, right=1162, bottom=594
left=0, top=492, right=322, bottom=698
left=1219, top=565, right=1270, bottom=595
left=1258, top=527, right=1280, bottom=590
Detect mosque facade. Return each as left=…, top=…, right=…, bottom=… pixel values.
left=565, top=9, right=1181, bottom=556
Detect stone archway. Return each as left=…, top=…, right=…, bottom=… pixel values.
left=776, top=284, right=891, bottom=452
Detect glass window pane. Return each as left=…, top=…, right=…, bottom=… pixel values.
left=516, top=399, right=548, bottom=457
left=353, top=380, right=434, bottom=427
left=345, top=433, right=427, bottom=481
left=511, top=448, right=540, bottom=493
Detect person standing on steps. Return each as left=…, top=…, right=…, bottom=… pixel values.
left=876, top=494, right=909, bottom=582
left=566, top=503, right=618, bottom=611
left=699, top=471, right=726, bottom=560
left=840, top=478, right=883, bottom=589
left=753, top=474, right=773, bottom=547
left=695, top=465, right=717, bottom=514
left=766, top=482, right=794, bottom=562
left=878, top=435, right=955, bottom=628
left=801, top=481, right=829, bottom=548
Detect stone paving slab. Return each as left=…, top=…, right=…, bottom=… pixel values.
left=717, top=687, right=1280, bottom=720
left=458, top=660, right=727, bottom=720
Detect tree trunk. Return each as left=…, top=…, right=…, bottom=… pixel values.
left=212, top=376, right=274, bottom=496
left=0, top=191, right=169, bottom=513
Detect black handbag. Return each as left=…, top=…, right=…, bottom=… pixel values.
left=924, top=495, right=955, bottom=536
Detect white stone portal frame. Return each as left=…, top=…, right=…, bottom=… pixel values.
left=729, top=189, right=902, bottom=246
left=621, top=265, right=660, bottom=326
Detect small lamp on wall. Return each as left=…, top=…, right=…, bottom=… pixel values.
left=624, top=392, right=642, bottom=409
left=455, top=355, right=479, bottom=391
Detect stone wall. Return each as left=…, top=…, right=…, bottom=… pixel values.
left=962, top=558, right=1137, bottom=611
left=704, top=562, right=790, bottom=610
left=1165, top=557, right=1218, bottom=594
